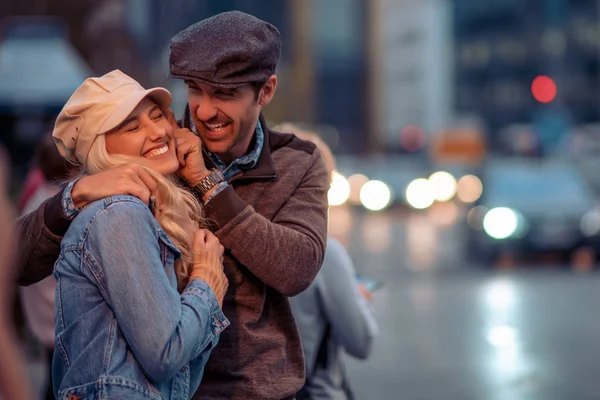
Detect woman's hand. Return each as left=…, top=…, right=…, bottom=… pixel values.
left=190, top=229, right=228, bottom=307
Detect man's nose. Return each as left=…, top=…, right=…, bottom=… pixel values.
left=195, top=97, right=219, bottom=122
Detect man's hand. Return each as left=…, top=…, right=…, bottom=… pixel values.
left=71, top=164, right=161, bottom=209
left=165, top=109, right=210, bottom=187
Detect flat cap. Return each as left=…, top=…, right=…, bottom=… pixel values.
left=169, top=11, right=282, bottom=88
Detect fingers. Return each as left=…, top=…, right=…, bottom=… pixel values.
left=136, top=168, right=162, bottom=206
left=175, top=134, right=189, bottom=168
left=194, top=229, right=207, bottom=248
left=125, top=173, right=151, bottom=205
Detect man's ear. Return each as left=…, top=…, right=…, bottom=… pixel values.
left=258, top=75, right=277, bottom=106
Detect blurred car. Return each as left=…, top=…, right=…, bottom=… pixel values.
left=464, top=158, right=600, bottom=266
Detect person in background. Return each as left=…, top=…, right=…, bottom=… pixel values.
left=19, top=133, right=79, bottom=400
left=0, top=145, right=33, bottom=400
left=276, top=123, right=379, bottom=400
left=18, top=167, right=45, bottom=214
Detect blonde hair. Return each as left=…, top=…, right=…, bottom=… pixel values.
left=85, top=135, right=204, bottom=291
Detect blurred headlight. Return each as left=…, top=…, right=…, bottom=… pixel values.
left=428, top=171, right=457, bottom=202
left=328, top=171, right=350, bottom=206
left=483, top=207, right=523, bottom=239
left=405, top=178, right=435, bottom=209
left=581, top=209, right=600, bottom=237
left=360, top=180, right=393, bottom=211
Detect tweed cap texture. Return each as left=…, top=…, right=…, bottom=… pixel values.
left=169, top=10, right=282, bottom=88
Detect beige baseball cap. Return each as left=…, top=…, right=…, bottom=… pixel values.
left=53, top=69, right=172, bottom=166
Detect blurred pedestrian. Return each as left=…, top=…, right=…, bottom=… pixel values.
left=19, top=133, right=78, bottom=399
left=16, top=11, right=329, bottom=400
left=276, top=124, right=379, bottom=400
left=0, top=146, right=33, bottom=400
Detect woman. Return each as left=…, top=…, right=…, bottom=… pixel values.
left=51, top=70, right=229, bottom=400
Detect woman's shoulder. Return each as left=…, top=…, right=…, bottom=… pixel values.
left=68, top=195, right=157, bottom=239
left=79, top=195, right=151, bottom=220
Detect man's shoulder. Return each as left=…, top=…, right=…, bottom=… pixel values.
left=267, top=128, right=319, bottom=157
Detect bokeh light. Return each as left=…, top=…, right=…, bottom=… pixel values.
left=399, top=125, right=427, bottom=152
left=457, top=175, right=484, bottom=203
left=405, top=178, right=435, bottom=210
left=428, top=171, right=457, bottom=202
left=483, top=207, right=519, bottom=239
left=328, top=171, right=350, bottom=206
left=531, top=75, right=557, bottom=103
left=360, top=180, right=393, bottom=211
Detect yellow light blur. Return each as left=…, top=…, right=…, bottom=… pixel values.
left=428, top=171, right=457, bottom=202
left=359, top=180, right=393, bottom=211
left=457, top=174, right=483, bottom=203
left=328, top=171, right=350, bottom=206
left=347, top=174, right=370, bottom=205
left=405, top=178, right=435, bottom=209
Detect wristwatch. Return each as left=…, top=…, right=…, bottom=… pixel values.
left=192, top=169, right=225, bottom=197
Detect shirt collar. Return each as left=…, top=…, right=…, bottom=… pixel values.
left=189, top=113, right=264, bottom=174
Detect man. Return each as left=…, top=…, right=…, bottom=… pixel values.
left=16, top=10, right=329, bottom=400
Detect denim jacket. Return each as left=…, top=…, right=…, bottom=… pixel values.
left=52, top=195, right=229, bottom=400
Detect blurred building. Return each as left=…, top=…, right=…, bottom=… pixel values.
left=367, top=0, right=454, bottom=154
left=454, top=0, right=600, bottom=151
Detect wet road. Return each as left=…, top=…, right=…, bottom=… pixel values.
left=337, top=205, right=600, bottom=400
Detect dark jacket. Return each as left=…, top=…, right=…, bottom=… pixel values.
left=16, top=114, right=330, bottom=399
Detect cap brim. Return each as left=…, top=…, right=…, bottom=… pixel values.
left=98, top=87, right=173, bottom=135
left=168, top=73, right=250, bottom=89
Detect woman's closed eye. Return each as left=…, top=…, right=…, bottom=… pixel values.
left=151, top=112, right=164, bottom=121
left=125, top=123, right=140, bottom=132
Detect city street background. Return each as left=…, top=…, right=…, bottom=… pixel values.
left=3, top=0, right=600, bottom=399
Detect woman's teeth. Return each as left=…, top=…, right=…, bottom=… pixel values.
left=145, top=145, right=169, bottom=158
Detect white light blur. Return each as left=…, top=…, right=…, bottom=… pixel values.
left=581, top=209, right=600, bottom=237
left=484, top=280, right=515, bottom=312
left=487, top=325, right=517, bottom=348
left=405, top=178, right=435, bottom=210
left=328, top=171, right=350, bottom=206
left=483, top=207, right=519, bottom=239
left=347, top=174, right=370, bottom=205
left=428, top=171, right=457, bottom=202
left=360, top=180, right=393, bottom=211
left=457, top=175, right=484, bottom=203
